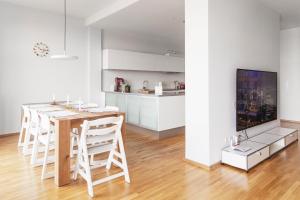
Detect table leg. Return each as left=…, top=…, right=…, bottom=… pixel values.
left=54, top=120, right=71, bottom=186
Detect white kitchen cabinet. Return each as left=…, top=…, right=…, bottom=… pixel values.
left=127, top=95, right=140, bottom=125
left=116, top=94, right=127, bottom=113
left=139, top=97, right=158, bottom=130
left=105, top=93, right=117, bottom=106
left=105, top=92, right=185, bottom=132
left=106, top=93, right=126, bottom=112
left=103, top=49, right=184, bottom=72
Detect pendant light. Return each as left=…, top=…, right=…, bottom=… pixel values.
left=51, top=0, right=78, bottom=60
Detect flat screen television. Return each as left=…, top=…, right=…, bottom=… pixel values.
left=236, top=69, right=277, bottom=131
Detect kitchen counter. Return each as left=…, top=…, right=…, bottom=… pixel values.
left=105, top=91, right=185, bottom=133
left=104, top=91, right=185, bottom=97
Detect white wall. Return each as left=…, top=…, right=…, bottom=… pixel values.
left=209, top=0, right=281, bottom=165
left=185, top=0, right=280, bottom=166
left=87, top=27, right=105, bottom=106
left=102, top=29, right=185, bottom=91
left=280, top=28, right=300, bottom=121
left=0, top=3, right=95, bottom=134
left=185, top=0, right=210, bottom=165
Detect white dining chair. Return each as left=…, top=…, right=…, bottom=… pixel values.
left=38, top=113, right=56, bottom=179
left=35, top=113, right=79, bottom=179
left=73, top=116, right=130, bottom=197
left=18, top=106, right=31, bottom=147
left=22, top=109, right=40, bottom=156
left=72, top=105, right=119, bottom=162
left=70, top=128, right=79, bottom=158
left=30, top=111, right=54, bottom=166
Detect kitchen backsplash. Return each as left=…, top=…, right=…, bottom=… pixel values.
left=102, top=70, right=185, bottom=92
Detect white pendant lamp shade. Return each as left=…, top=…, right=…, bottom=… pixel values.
left=51, top=53, right=78, bottom=60
left=51, top=0, right=78, bottom=60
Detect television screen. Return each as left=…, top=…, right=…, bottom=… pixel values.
left=236, top=69, right=277, bottom=131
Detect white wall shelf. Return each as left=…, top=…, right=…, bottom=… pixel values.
left=222, top=127, right=298, bottom=171
left=103, top=49, right=185, bottom=72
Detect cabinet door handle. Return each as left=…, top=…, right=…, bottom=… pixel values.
left=257, top=152, right=262, bottom=156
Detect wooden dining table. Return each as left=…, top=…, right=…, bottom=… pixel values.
left=22, top=102, right=126, bottom=187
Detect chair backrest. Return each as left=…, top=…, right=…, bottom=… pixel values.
left=29, top=109, right=39, bottom=125
left=22, top=105, right=31, bottom=124
left=80, top=116, right=123, bottom=143
left=39, top=113, right=51, bottom=131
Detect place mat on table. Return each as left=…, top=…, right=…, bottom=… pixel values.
left=47, top=110, right=79, bottom=118
left=87, top=107, right=116, bottom=113
left=27, top=104, right=51, bottom=108
left=73, top=103, right=99, bottom=109
left=35, top=106, right=64, bottom=112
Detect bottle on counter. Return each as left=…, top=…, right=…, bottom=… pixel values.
left=155, top=82, right=163, bottom=96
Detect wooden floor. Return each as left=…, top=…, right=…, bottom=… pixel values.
left=1, top=129, right=300, bottom=200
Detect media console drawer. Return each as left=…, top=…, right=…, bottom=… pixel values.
left=222, top=127, right=298, bottom=171
left=285, top=132, right=298, bottom=146
left=269, top=139, right=285, bottom=155
left=247, top=147, right=269, bottom=169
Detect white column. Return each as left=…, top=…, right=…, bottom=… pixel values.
left=87, top=27, right=105, bottom=106
left=185, top=0, right=210, bottom=166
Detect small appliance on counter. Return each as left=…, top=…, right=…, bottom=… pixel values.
left=155, top=82, right=163, bottom=96
left=114, top=77, right=131, bottom=93
left=114, top=77, right=124, bottom=92
left=121, top=83, right=131, bottom=93
left=178, top=82, right=185, bottom=90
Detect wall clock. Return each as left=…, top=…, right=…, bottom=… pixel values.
left=33, top=42, right=49, bottom=57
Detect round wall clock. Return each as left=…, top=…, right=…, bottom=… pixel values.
left=33, top=42, right=49, bottom=57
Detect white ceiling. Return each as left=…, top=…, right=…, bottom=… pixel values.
left=260, top=0, right=300, bottom=29
left=93, top=0, right=185, bottom=52
left=0, top=0, right=120, bottom=18
left=0, top=0, right=185, bottom=53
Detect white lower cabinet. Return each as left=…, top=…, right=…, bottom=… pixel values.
left=285, top=133, right=298, bottom=146
left=222, top=127, right=298, bottom=171
left=127, top=95, right=140, bottom=125
left=105, top=93, right=159, bottom=131
left=222, top=140, right=268, bottom=171
left=105, top=93, right=117, bottom=107
left=247, top=147, right=269, bottom=169
left=269, top=139, right=285, bottom=155
left=116, top=94, right=127, bottom=113
left=139, top=98, right=158, bottom=130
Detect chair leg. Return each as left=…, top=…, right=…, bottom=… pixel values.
left=86, top=162, right=94, bottom=197
left=117, top=131, right=130, bottom=183
left=41, top=137, right=50, bottom=180
left=82, top=143, right=94, bottom=197
left=22, top=128, right=31, bottom=155
left=106, top=133, right=119, bottom=170
left=87, top=182, right=94, bottom=197
left=31, top=133, right=39, bottom=165
left=73, top=144, right=81, bottom=180
left=70, top=135, right=74, bottom=158
left=106, top=149, right=114, bottom=170
left=18, top=125, right=25, bottom=147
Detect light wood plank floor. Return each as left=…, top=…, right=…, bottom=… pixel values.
left=1, top=129, right=300, bottom=200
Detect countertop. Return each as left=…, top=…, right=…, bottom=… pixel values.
left=104, top=91, right=185, bottom=97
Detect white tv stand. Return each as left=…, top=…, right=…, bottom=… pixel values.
left=221, top=127, right=298, bottom=171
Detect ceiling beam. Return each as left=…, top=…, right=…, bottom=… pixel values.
left=85, top=0, right=140, bottom=26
